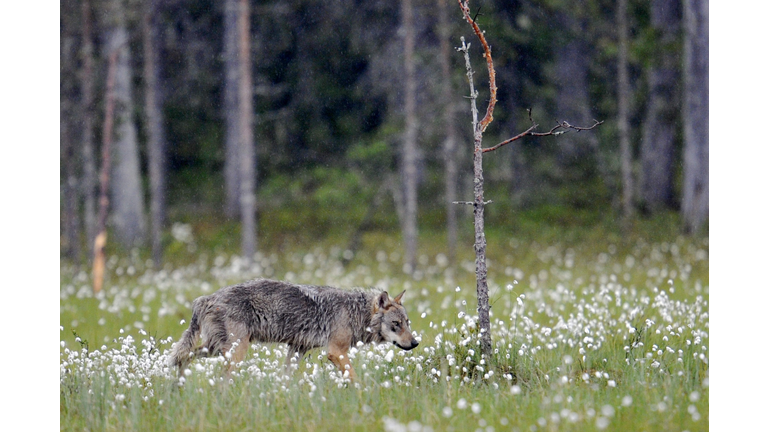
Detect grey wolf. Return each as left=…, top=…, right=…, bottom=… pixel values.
left=168, top=278, right=419, bottom=381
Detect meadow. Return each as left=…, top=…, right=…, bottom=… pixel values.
left=60, top=225, right=708, bottom=431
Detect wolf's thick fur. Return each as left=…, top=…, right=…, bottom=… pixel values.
left=168, top=279, right=418, bottom=380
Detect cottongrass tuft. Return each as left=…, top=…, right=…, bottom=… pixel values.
left=471, top=402, right=481, bottom=414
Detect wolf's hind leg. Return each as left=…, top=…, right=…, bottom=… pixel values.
left=222, top=323, right=250, bottom=376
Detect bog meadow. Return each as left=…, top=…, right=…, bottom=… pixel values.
left=60, top=219, right=708, bottom=432
left=59, top=0, right=710, bottom=431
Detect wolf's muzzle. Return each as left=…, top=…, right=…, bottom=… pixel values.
left=394, top=340, right=419, bottom=351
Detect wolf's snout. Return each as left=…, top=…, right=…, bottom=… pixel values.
left=395, top=339, right=419, bottom=351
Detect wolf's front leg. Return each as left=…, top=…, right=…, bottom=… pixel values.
left=327, top=340, right=357, bottom=382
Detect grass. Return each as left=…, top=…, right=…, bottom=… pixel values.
left=60, top=221, right=708, bottom=431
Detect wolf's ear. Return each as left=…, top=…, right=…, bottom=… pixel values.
left=393, top=290, right=406, bottom=305
left=375, top=291, right=391, bottom=311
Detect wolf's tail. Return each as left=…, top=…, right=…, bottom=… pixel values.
left=167, top=300, right=203, bottom=374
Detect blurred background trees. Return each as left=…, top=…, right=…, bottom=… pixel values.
left=59, top=0, right=708, bottom=266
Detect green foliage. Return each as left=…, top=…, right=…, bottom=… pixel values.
left=258, top=165, right=391, bottom=238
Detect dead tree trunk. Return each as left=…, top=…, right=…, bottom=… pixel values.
left=401, top=0, right=419, bottom=273
left=143, top=0, right=167, bottom=266
left=238, top=0, right=257, bottom=259
left=93, top=49, right=120, bottom=294
left=456, top=0, right=602, bottom=359
left=458, top=36, right=492, bottom=358
left=457, top=0, right=497, bottom=359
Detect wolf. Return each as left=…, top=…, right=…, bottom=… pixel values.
left=168, top=278, right=419, bottom=381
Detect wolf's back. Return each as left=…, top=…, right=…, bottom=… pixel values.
left=226, top=279, right=375, bottom=350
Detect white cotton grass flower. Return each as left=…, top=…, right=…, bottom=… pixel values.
left=457, top=398, right=468, bottom=409
left=596, top=417, right=610, bottom=430
left=621, top=395, right=633, bottom=406
left=601, top=405, right=615, bottom=417
left=471, top=402, right=481, bottom=414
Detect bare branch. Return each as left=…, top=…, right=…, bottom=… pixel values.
left=482, top=116, right=604, bottom=153
left=452, top=200, right=493, bottom=206
left=481, top=124, right=538, bottom=153
left=458, top=0, right=496, bottom=133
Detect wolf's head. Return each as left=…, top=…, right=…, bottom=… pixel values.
left=372, top=290, right=419, bottom=351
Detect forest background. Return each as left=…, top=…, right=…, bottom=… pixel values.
left=58, top=0, right=709, bottom=269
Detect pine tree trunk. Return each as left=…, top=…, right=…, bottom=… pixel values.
left=439, top=0, right=459, bottom=263
left=106, top=0, right=146, bottom=247
left=553, top=8, right=597, bottom=166
left=617, top=0, right=634, bottom=219
left=144, top=0, right=167, bottom=266
left=224, top=0, right=241, bottom=219
left=93, top=48, right=120, bottom=294
left=640, top=0, right=680, bottom=212
left=80, top=0, right=97, bottom=261
left=682, top=0, right=709, bottom=232
left=238, top=0, right=257, bottom=259
left=61, top=29, right=81, bottom=263
left=401, top=0, right=419, bottom=273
